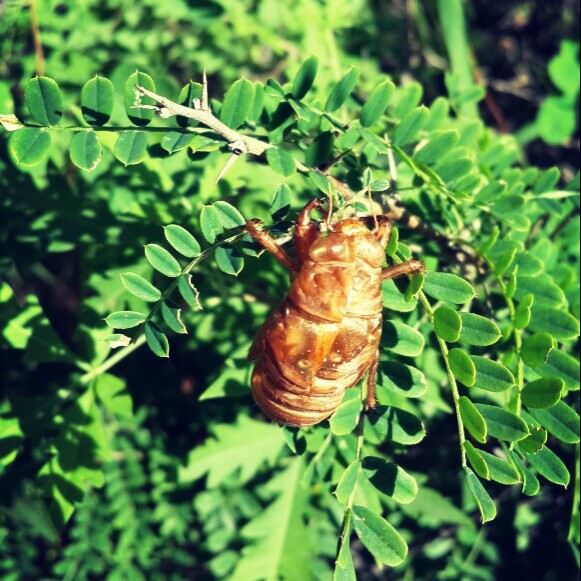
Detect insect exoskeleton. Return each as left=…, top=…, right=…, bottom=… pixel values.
left=245, top=199, right=425, bottom=427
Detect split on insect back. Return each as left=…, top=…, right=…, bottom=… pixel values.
left=245, top=198, right=426, bottom=427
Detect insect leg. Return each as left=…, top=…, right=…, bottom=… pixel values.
left=374, top=216, right=393, bottom=248
left=295, top=199, right=323, bottom=265
left=366, top=351, right=380, bottom=409
left=381, top=259, right=425, bottom=281
left=245, top=219, right=297, bottom=272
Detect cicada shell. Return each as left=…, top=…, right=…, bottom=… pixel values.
left=246, top=200, right=424, bottom=427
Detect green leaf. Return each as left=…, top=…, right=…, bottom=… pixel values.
left=214, top=200, right=246, bottom=228
left=215, top=247, right=244, bottom=276
left=270, top=183, right=292, bottom=221
left=305, top=131, right=335, bottom=168
left=120, top=272, right=161, bottom=302
left=144, top=244, right=182, bottom=277
left=521, top=332, right=555, bottom=367
left=103, top=334, right=131, bottom=348
left=177, top=81, right=203, bottom=127
left=330, top=396, right=362, bottom=436
left=378, top=361, right=427, bottom=398
left=478, top=450, right=521, bottom=485
left=144, top=322, right=169, bottom=358
left=470, top=356, right=515, bottom=393
left=423, top=272, right=475, bottom=304
left=366, top=405, right=425, bottom=445
left=179, top=415, right=285, bottom=485
left=529, top=402, right=580, bottom=444
left=522, top=377, right=564, bottom=409
left=200, top=205, right=223, bottom=243
left=464, top=441, right=490, bottom=479
left=230, top=458, right=311, bottom=581
left=464, top=468, right=497, bottom=523
left=94, top=374, right=133, bottom=418
left=114, top=131, right=148, bottom=165
left=519, top=445, right=570, bottom=486
left=459, top=396, right=487, bottom=443
left=514, top=294, right=534, bottom=329
left=448, top=348, right=476, bottom=386
left=352, top=505, right=407, bottom=566
left=81, top=76, right=114, bottom=125
left=459, top=313, right=501, bottom=346
left=538, top=349, right=580, bottom=390
left=334, top=461, right=359, bottom=504
left=361, top=457, right=418, bottom=504
left=512, top=454, right=541, bottom=496
left=160, top=131, right=194, bottom=153
left=382, top=320, right=424, bottom=357
left=292, top=55, right=318, bottom=100
left=475, top=403, right=529, bottom=442
left=360, top=81, right=394, bottom=127
left=393, top=106, right=429, bottom=146
left=24, top=76, right=63, bottom=126
left=518, top=427, right=548, bottom=454
left=528, top=306, right=580, bottom=341
left=161, top=299, right=187, bottom=334
left=369, top=178, right=391, bottom=192
left=104, top=311, right=146, bottom=329
left=414, top=130, right=460, bottom=164
left=164, top=225, right=201, bottom=258
left=178, top=274, right=202, bottom=309
left=515, top=275, right=566, bottom=308
left=124, top=71, right=156, bottom=126
left=8, top=128, right=51, bottom=169
left=382, top=279, right=417, bottom=313
left=433, top=306, right=462, bottom=342
left=221, top=78, right=255, bottom=129
left=266, top=147, right=296, bottom=177
left=325, top=67, right=360, bottom=112
left=69, top=131, right=102, bottom=173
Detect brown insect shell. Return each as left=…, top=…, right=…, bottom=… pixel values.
left=250, top=218, right=387, bottom=427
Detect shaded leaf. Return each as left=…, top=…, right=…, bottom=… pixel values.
left=144, top=322, right=169, bottom=358
left=221, top=78, right=255, bottom=129
left=360, top=81, right=394, bottom=127
left=124, top=71, right=156, bottom=126
left=330, top=397, right=362, bottom=436
left=459, top=396, right=487, bottom=443
left=433, top=306, right=462, bottom=342
left=69, top=131, right=102, bottom=173
left=81, top=76, right=114, bottom=125
left=393, top=106, right=429, bottom=146
left=464, top=467, right=497, bottom=523
left=334, top=461, right=359, bottom=504
left=8, top=128, right=51, bottom=169
left=522, top=377, right=564, bottom=409
left=114, top=131, right=148, bottom=165
left=215, top=247, right=244, bottom=276
left=471, top=356, right=515, bottom=393
left=325, top=67, right=360, bottom=112
left=161, top=300, right=187, bottom=334
left=352, top=505, right=407, bottom=566
left=292, top=56, right=318, bottom=100
left=448, top=348, right=476, bottom=386
left=530, top=402, right=580, bottom=444
left=25, top=76, right=63, bottom=126
left=361, top=457, right=418, bottom=504
left=475, top=403, right=529, bottom=442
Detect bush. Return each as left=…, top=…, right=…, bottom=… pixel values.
left=1, top=1, right=579, bottom=579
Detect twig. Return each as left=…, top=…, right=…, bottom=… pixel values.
left=29, top=0, right=45, bottom=76
left=133, top=72, right=271, bottom=157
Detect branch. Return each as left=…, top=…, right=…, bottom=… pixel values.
left=133, top=71, right=271, bottom=157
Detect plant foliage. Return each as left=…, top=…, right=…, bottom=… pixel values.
left=1, top=0, right=579, bottom=579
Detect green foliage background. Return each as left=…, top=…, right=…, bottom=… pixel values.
left=1, top=1, right=579, bottom=579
